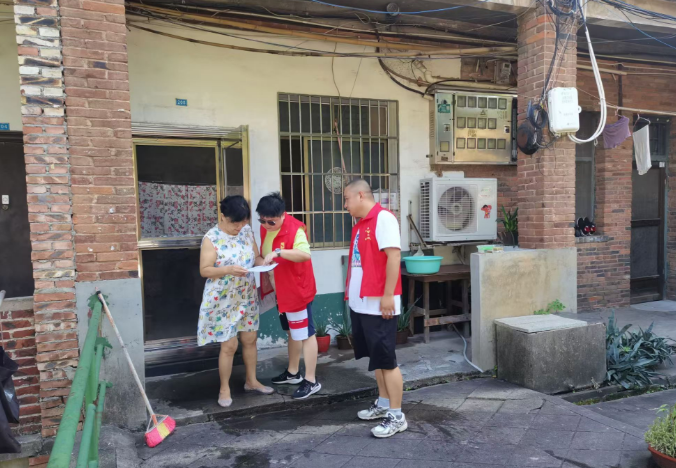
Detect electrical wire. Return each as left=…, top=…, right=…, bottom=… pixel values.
left=568, top=0, right=607, bottom=144
left=450, top=324, right=484, bottom=373
left=128, top=12, right=515, bottom=60
left=305, top=0, right=491, bottom=16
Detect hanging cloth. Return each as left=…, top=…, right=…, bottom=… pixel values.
left=602, top=115, right=631, bottom=149
left=633, top=124, right=651, bottom=175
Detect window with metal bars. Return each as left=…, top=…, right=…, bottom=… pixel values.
left=278, top=94, right=399, bottom=249
left=641, top=117, right=670, bottom=162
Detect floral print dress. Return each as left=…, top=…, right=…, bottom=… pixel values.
left=197, top=224, right=259, bottom=346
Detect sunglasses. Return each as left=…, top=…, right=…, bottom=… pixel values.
left=258, top=218, right=277, bottom=226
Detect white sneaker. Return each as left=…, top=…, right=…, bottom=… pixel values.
left=358, top=400, right=389, bottom=420
left=371, top=412, right=407, bottom=438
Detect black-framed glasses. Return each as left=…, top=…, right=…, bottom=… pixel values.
left=258, top=218, right=277, bottom=226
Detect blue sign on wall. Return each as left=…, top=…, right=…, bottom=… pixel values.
left=175, top=99, right=188, bottom=107
left=0, top=123, right=9, bottom=131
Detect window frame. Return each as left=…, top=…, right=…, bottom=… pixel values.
left=633, top=116, right=671, bottom=162
left=575, top=111, right=598, bottom=221
left=277, top=93, right=400, bottom=249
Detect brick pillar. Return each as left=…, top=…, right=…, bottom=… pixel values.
left=593, top=143, right=632, bottom=307
left=13, top=0, right=79, bottom=438
left=59, top=0, right=137, bottom=280
left=516, top=5, right=577, bottom=249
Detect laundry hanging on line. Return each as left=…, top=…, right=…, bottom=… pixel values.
left=633, top=123, right=651, bottom=175
left=602, top=115, right=631, bottom=149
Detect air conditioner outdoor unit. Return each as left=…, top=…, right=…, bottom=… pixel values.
left=419, top=176, right=498, bottom=242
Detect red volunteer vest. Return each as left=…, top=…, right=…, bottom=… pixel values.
left=345, top=203, right=403, bottom=300
left=260, top=214, right=317, bottom=313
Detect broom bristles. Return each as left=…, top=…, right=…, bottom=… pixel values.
left=145, top=415, right=176, bottom=448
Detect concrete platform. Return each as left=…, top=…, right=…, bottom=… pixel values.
left=146, top=329, right=484, bottom=426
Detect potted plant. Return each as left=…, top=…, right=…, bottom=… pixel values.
left=646, top=403, right=676, bottom=468
left=315, top=319, right=330, bottom=354
left=396, top=299, right=419, bottom=345
left=497, top=206, right=518, bottom=246
left=333, top=316, right=352, bottom=350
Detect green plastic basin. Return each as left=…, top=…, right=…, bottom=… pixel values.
left=403, top=256, right=443, bottom=274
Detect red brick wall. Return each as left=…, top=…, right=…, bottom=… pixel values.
left=14, top=0, right=80, bottom=437
left=575, top=69, right=676, bottom=309
left=516, top=7, right=577, bottom=249
left=0, top=302, right=40, bottom=435
left=59, top=0, right=137, bottom=282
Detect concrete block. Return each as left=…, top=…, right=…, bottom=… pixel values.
left=496, top=317, right=606, bottom=394
left=471, top=247, right=577, bottom=371
left=76, top=279, right=146, bottom=430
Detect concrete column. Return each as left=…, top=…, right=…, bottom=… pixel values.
left=516, top=4, right=577, bottom=249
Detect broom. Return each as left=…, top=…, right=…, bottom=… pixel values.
left=96, top=291, right=176, bottom=447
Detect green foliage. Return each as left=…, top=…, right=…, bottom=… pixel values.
left=497, top=206, right=518, bottom=233
left=533, top=300, right=565, bottom=315
left=397, top=297, right=420, bottom=332
left=606, top=311, right=674, bottom=389
left=332, top=315, right=352, bottom=338
left=314, top=319, right=329, bottom=337
left=646, top=404, right=676, bottom=456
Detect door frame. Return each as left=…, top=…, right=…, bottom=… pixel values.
left=630, top=161, right=668, bottom=303
left=132, top=127, right=251, bottom=370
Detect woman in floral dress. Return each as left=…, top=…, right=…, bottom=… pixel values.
left=198, top=195, right=273, bottom=407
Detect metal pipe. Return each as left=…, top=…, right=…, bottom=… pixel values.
left=75, top=404, right=97, bottom=468
left=0, top=291, right=5, bottom=310
left=86, top=343, right=104, bottom=407
left=578, top=64, right=627, bottom=76
left=47, top=302, right=103, bottom=468
left=89, top=382, right=111, bottom=464
left=607, top=104, right=676, bottom=118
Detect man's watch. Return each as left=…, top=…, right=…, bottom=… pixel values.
left=274, top=248, right=282, bottom=258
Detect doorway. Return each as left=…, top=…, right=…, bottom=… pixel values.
left=630, top=116, right=669, bottom=304
left=0, top=133, right=33, bottom=299
left=133, top=127, right=250, bottom=374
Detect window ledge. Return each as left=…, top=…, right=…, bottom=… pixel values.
left=576, top=235, right=610, bottom=244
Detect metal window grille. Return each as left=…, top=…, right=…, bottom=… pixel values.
left=278, top=94, right=399, bottom=249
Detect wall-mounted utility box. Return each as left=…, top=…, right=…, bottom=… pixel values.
left=547, top=87, right=580, bottom=135
left=429, top=90, right=517, bottom=165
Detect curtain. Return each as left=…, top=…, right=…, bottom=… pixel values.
left=139, top=182, right=217, bottom=237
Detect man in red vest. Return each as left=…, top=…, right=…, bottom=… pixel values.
left=257, top=192, right=320, bottom=400
left=344, top=179, right=406, bottom=438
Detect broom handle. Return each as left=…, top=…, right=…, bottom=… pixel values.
left=96, top=291, right=158, bottom=424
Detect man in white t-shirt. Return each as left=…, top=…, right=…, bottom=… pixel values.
left=344, top=179, right=406, bottom=438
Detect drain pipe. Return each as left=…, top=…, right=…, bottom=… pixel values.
left=0, top=290, right=5, bottom=310
left=451, top=324, right=484, bottom=373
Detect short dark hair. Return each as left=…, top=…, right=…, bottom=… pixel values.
left=220, top=195, right=251, bottom=223
left=256, top=192, right=286, bottom=218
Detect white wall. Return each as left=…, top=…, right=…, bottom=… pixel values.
left=128, top=25, right=461, bottom=295
left=0, top=7, right=22, bottom=131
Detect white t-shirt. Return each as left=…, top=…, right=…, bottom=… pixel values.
left=348, top=211, right=402, bottom=316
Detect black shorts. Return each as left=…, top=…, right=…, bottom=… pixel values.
left=350, top=308, right=398, bottom=372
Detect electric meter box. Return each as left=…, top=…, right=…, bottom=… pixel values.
left=429, top=90, right=516, bottom=165
left=547, top=87, right=580, bottom=134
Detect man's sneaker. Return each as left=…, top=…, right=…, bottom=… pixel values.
left=271, top=369, right=303, bottom=385
left=292, top=379, right=321, bottom=399
left=371, top=412, right=408, bottom=438
left=357, top=400, right=389, bottom=420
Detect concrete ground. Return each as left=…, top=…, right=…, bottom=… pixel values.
left=587, top=387, right=676, bottom=433
left=146, top=329, right=481, bottom=426
left=84, top=301, right=676, bottom=467
left=98, top=378, right=653, bottom=468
